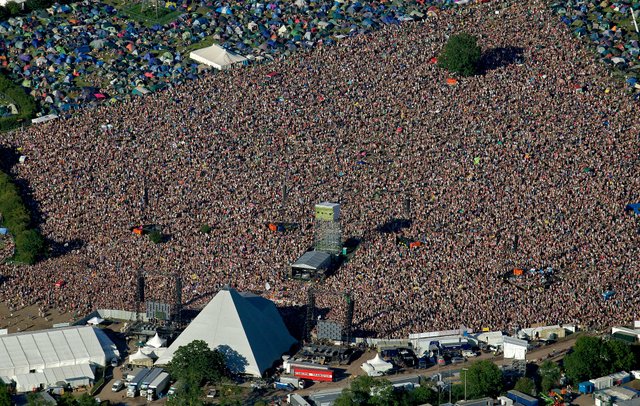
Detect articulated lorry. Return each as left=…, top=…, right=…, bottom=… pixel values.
left=146, top=372, right=171, bottom=401
left=126, top=368, right=151, bottom=397
left=139, top=368, right=164, bottom=392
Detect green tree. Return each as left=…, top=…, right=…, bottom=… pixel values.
left=438, top=33, right=481, bottom=77
left=462, top=360, right=503, bottom=399
left=5, top=1, right=20, bottom=15
left=605, top=339, right=636, bottom=373
left=166, top=340, right=228, bottom=385
left=0, top=380, right=10, bottom=406
left=26, top=392, right=54, bottom=406
left=14, top=229, right=44, bottom=264
left=199, top=224, right=211, bottom=234
left=149, top=229, right=164, bottom=244
left=563, top=336, right=607, bottom=383
left=166, top=377, right=204, bottom=406
left=75, top=393, right=96, bottom=406
left=514, top=377, right=536, bottom=396
left=539, top=360, right=561, bottom=393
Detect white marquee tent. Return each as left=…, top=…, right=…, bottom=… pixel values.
left=146, top=332, right=166, bottom=348
left=361, top=353, right=393, bottom=376
left=155, top=287, right=296, bottom=377
left=0, top=326, right=118, bottom=391
left=189, top=44, right=247, bottom=70
left=14, top=364, right=95, bottom=392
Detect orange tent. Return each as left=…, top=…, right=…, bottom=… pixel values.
left=133, top=227, right=143, bottom=235
left=446, top=78, right=458, bottom=85
left=409, top=241, right=422, bottom=249
left=513, top=268, right=524, bottom=276
left=268, top=223, right=277, bottom=232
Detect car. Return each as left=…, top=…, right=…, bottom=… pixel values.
left=451, top=357, right=466, bottom=364
left=462, top=350, right=477, bottom=358
left=110, top=358, right=118, bottom=367
left=111, top=380, right=124, bottom=392
left=207, top=389, right=217, bottom=398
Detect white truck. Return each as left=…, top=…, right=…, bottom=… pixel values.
left=127, top=368, right=151, bottom=397
left=140, top=368, right=164, bottom=392
left=278, top=376, right=306, bottom=389
left=288, top=393, right=312, bottom=406
left=146, top=372, right=171, bottom=401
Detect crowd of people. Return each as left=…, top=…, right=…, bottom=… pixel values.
left=0, top=0, right=455, bottom=115
left=1, top=0, right=639, bottom=338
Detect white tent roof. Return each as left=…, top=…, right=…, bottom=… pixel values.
left=0, top=326, right=119, bottom=377
left=155, top=287, right=296, bottom=377
left=146, top=333, right=166, bottom=348
left=189, top=44, right=247, bottom=70
left=130, top=348, right=152, bottom=361
left=367, top=353, right=393, bottom=373
left=86, top=316, right=104, bottom=326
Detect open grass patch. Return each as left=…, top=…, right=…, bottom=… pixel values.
left=119, top=2, right=182, bottom=27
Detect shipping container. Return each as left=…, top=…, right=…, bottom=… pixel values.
left=506, top=390, right=539, bottom=406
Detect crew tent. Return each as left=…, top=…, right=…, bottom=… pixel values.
left=189, top=44, right=248, bottom=70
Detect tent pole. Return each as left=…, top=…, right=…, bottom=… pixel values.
left=632, top=8, right=639, bottom=34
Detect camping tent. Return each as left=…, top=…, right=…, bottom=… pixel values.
left=155, top=287, right=296, bottom=377
left=189, top=44, right=248, bottom=70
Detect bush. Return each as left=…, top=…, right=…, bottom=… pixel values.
left=0, top=6, right=9, bottom=19
left=199, top=224, right=212, bottom=234
left=5, top=1, right=21, bottom=15
left=438, top=32, right=481, bottom=77
left=0, top=73, right=37, bottom=131
left=149, top=229, right=164, bottom=244
left=0, top=171, right=43, bottom=264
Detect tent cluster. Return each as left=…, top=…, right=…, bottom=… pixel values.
left=551, top=0, right=640, bottom=94
left=0, top=0, right=483, bottom=116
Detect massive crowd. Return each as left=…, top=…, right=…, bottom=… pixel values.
left=1, top=0, right=639, bottom=338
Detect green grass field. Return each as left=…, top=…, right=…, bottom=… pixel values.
left=119, top=2, right=183, bottom=26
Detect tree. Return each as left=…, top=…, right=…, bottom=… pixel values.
left=26, top=392, right=54, bottom=406
left=166, top=377, right=204, bottom=406
left=514, top=377, right=536, bottom=396
left=0, top=381, right=10, bottom=406
left=166, top=340, right=228, bottom=385
left=462, top=360, right=503, bottom=399
left=149, top=229, right=164, bottom=244
left=539, top=360, right=561, bottom=393
left=75, top=394, right=96, bottom=406
left=5, top=1, right=20, bottom=15
left=563, top=336, right=616, bottom=383
left=438, top=33, right=481, bottom=77
left=604, top=339, right=636, bottom=373
left=14, top=229, right=44, bottom=264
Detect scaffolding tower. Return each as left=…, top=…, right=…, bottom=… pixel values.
left=314, top=202, right=342, bottom=254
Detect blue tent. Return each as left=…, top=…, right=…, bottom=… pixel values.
left=602, top=290, right=615, bottom=300
left=625, top=203, right=640, bottom=215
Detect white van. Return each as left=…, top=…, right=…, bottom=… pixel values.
left=112, top=380, right=124, bottom=392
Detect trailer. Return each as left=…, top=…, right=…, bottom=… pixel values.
left=167, top=380, right=183, bottom=397
left=147, top=372, right=171, bottom=401
left=293, top=367, right=334, bottom=382
left=506, top=390, right=539, bottom=406
left=126, top=368, right=151, bottom=397
left=274, top=382, right=295, bottom=391
left=287, top=393, right=312, bottom=406
left=278, top=376, right=306, bottom=389
left=140, top=368, right=164, bottom=392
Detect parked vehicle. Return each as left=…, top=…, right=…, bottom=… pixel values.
left=126, top=368, right=151, bottom=397
left=278, top=376, right=306, bottom=389
left=288, top=393, right=312, bottom=405
left=111, top=380, right=124, bottom=392
left=140, top=368, right=164, bottom=392
left=147, top=372, right=171, bottom=401
left=274, top=382, right=295, bottom=391
left=507, top=389, right=539, bottom=406
left=167, top=380, right=183, bottom=397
